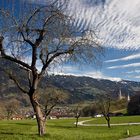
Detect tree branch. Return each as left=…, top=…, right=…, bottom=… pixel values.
left=9, top=74, right=28, bottom=94
left=27, top=70, right=32, bottom=88
left=19, top=32, right=38, bottom=71
left=0, top=36, right=31, bottom=70
left=45, top=104, right=56, bottom=116
left=39, top=49, right=73, bottom=78
left=0, top=68, right=28, bottom=94
left=20, top=31, right=35, bottom=47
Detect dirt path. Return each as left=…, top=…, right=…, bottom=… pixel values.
left=77, top=119, right=140, bottom=140
left=121, top=135, right=140, bottom=140
left=77, top=119, right=140, bottom=126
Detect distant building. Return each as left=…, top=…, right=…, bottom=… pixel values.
left=119, top=88, right=125, bottom=100
left=11, top=115, right=23, bottom=120
left=94, top=114, right=103, bottom=118
left=127, top=93, right=130, bottom=102
left=118, top=88, right=130, bottom=102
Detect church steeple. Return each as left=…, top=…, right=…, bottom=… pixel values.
left=127, top=93, right=130, bottom=102
left=119, top=88, right=123, bottom=100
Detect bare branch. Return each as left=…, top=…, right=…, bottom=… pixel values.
left=0, top=67, right=28, bottom=94
left=0, top=9, right=18, bottom=27
left=39, top=49, right=72, bottom=77
left=20, top=31, right=35, bottom=47
left=1, top=54, right=31, bottom=70
left=8, top=74, right=28, bottom=94
left=0, top=36, right=32, bottom=70
left=27, top=70, right=32, bottom=88
left=45, top=104, right=56, bottom=117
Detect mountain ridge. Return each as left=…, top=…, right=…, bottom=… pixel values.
left=0, top=60, right=140, bottom=105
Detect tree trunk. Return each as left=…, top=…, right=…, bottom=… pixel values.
left=30, top=95, right=46, bottom=136
left=75, top=117, right=79, bottom=127
left=107, top=118, right=111, bottom=128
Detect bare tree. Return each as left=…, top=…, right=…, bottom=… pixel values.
left=4, top=99, right=20, bottom=120
left=73, top=103, right=82, bottom=128
left=97, top=95, right=111, bottom=128
left=0, top=1, right=102, bottom=136
left=39, top=87, right=69, bottom=119
left=0, top=102, right=6, bottom=120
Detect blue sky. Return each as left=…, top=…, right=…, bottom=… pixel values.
left=1, top=0, right=140, bottom=82
left=46, top=0, right=140, bottom=82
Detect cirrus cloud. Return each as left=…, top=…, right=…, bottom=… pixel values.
left=105, top=53, right=140, bottom=63
left=25, top=0, right=140, bottom=50
left=107, top=62, right=140, bottom=69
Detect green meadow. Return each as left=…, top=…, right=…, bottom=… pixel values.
left=0, top=116, right=140, bottom=140
left=85, top=116, right=140, bottom=124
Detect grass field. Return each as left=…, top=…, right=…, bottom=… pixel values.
left=0, top=116, right=140, bottom=140
left=85, top=116, right=140, bottom=124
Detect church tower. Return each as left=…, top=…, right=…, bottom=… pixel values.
left=127, top=93, right=130, bottom=102
left=119, top=88, right=123, bottom=100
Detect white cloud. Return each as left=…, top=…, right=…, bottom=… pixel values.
left=48, top=65, right=78, bottom=74
left=133, top=76, right=140, bottom=79
left=105, top=53, right=140, bottom=63
left=107, top=62, right=140, bottom=69
left=27, top=0, right=138, bottom=50
left=126, top=70, right=140, bottom=74
left=126, top=75, right=140, bottom=79
left=83, top=71, right=104, bottom=79
left=26, top=0, right=140, bottom=50
left=49, top=66, right=122, bottom=81
left=83, top=71, right=122, bottom=81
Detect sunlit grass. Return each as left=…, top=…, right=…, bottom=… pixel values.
left=0, top=116, right=140, bottom=140
left=85, top=116, right=140, bottom=124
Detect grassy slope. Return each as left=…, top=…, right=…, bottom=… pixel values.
left=0, top=116, right=140, bottom=140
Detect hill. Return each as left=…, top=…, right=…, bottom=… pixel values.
left=42, top=75, right=140, bottom=102
left=1, top=60, right=140, bottom=106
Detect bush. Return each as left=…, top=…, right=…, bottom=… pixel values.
left=127, top=94, right=140, bottom=115
left=81, top=105, right=97, bottom=117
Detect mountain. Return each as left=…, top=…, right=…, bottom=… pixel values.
left=42, top=75, right=140, bottom=102
left=1, top=62, right=140, bottom=106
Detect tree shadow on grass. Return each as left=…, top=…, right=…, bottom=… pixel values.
left=14, top=123, right=36, bottom=126
left=48, top=124, right=76, bottom=129
left=0, top=132, right=51, bottom=138
left=0, top=132, right=25, bottom=135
